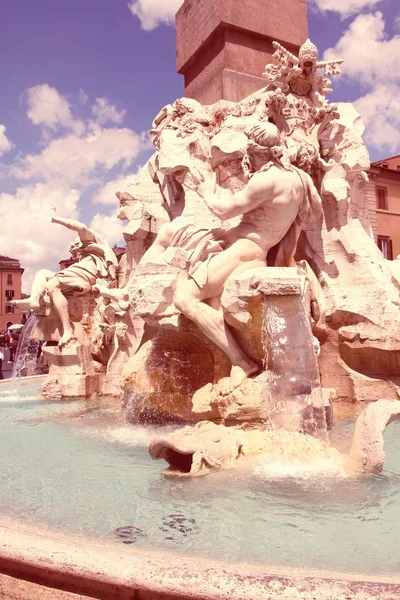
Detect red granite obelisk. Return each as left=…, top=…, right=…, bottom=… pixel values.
left=176, top=0, right=308, bottom=104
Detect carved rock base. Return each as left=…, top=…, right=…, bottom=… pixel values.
left=124, top=267, right=327, bottom=433
left=40, top=340, right=105, bottom=400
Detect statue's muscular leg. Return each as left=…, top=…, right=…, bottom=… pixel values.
left=11, top=269, right=55, bottom=311
left=46, top=278, right=76, bottom=346
left=174, top=241, right=261, bottom=390
left=139, top=221, right=186, bottom=265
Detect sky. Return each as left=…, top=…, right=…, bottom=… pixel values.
left=0, top=0, right=399, bottom=290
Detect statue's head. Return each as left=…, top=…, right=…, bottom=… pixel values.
left=243, top=122, right=288, bottom=177
left=116, top=191, right=135, bottom=221
left=245, top=122, right=282, bottom=148
left=69, top=237, right=82, bottom=259
left=298, top=39, right=318, bottom=76
left=115, top=322, right=128, bottom=340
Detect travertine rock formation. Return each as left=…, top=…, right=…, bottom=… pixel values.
left=123, top=265, right=326, bottom=430
left=117, top=38, right=399, bottom=408
left=30, top=38, right=399, bottom=436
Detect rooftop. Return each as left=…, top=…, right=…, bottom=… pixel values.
left=0, top=255, right=23, bottom=270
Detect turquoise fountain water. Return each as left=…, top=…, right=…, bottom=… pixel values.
left=0, top=380, right=399, bottom=575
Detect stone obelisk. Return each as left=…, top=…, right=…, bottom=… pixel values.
left=176, top=0, right=308, bottom=104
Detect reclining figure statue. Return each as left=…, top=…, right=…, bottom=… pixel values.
left=12, top=205, right=118, bottom=346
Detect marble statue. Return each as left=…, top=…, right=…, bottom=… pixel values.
left=13, top=205, right=118, bottom=346
left=120, top=122, right=322, bottom=392
left=93, top=283, right=129, bottom=313
left=171, top=122, right=322, bottom=390
left=263, top=38, right=343, bottom=103
left=23, top=36, right=400, bottom=454
left=149, top=400, right=400, bottom=477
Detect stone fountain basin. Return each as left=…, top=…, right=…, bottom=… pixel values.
left=1, top=518, right=400, bottom=600
left=1, top=379, right=400, bottom=599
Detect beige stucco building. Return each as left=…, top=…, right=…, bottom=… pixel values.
left=368, top=155, right=400, bottom=260
left=0, top=255, right=25, bottom=331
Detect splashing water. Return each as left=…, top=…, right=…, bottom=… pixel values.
left=11, top=316, right=42, bottom=379
left=261, top=295, right=326, bottom=436
left=124, top=329, right=212, bottom=424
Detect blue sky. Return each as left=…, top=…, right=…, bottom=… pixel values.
left=0, top=0, right=399, bottom=288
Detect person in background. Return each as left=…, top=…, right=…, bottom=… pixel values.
left=0, top=343, right=4, bottom=379
left=9, top=333, right=18, bottom=361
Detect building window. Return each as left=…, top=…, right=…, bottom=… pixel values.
left=5, top=305, right=15, bottom=314
left=377, top=236, right=393, bottom=260
left=376, top=186, right=388, bottom=210
left=7, top=274, right=12, bottom=285
left=382, top=163, right=389, bottom=169
left=5, top=289, right=14, bottom=300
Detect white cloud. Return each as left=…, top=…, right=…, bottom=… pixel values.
left=323, top=12, right=400, bottom=155
left=0, top=183, right=81, bottom=291
left=92, top=97, right=126, bottom=125
left=92, top=173, right=138, bottom=205
left=2, top=83, right=151, bottom=288
left=26, top=84, right=85, bottom=135
left=323, top=12, right=400, bottom=86
left=354, top=85, right=400, bottom=153
left=0, top=125, right=14, bottom=157
left=12, top=128, right=144, bottom=186
left=90, top=211, right=126, bottom=247
left=311, top=0, right=382, bottom=18
left=127, top=0, right=182, bottom=30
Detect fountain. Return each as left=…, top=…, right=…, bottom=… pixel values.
left=2, top=35, right=400, bottom=600
left=10, top=316, right=41, bottom=379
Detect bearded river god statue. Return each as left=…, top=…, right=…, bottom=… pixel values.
left=29, top=39, right=400, bottom=457
left=122, top=120, right=327, bottom=432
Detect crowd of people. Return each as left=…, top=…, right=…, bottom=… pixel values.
left=0, top=330, right=20, bottom=378
left=0, top=330, right=48, bottom=379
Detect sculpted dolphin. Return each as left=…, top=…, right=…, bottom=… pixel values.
left=149, top=400, right=400, bottom=477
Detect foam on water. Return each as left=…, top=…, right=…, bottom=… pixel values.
left=77, top=422, right=178, bottom=448
left=0, top=394, right=41, bottom=403
left=255, top=457, right=347, bottom=479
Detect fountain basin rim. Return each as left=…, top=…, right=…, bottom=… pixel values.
left=0, top=374, right=47, bottom=386
left=0, top=516, right=399, bottom=600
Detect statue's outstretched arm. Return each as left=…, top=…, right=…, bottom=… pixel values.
left=50, top=205, right=95, bottom=242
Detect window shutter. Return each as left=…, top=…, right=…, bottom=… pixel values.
left=388, top=238, right=393, bottom=261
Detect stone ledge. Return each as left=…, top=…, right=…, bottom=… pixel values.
left=0, top=518, right=399, bottom=600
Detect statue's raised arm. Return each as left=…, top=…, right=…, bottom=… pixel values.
left=50, top=204, right=96, bottom=243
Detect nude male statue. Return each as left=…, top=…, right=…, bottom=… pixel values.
left=12, top=206, right=118, bottom=346
left=132, top=122, right=322, bottom=390
left=93, top=123, right=322, bottom=389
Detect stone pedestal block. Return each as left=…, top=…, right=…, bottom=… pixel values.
left=40, top=341, right=103, bottom=399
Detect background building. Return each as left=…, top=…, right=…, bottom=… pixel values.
left=368, top=155, right=400, bottom=260
left=0, top=255, right=25, bottom=331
